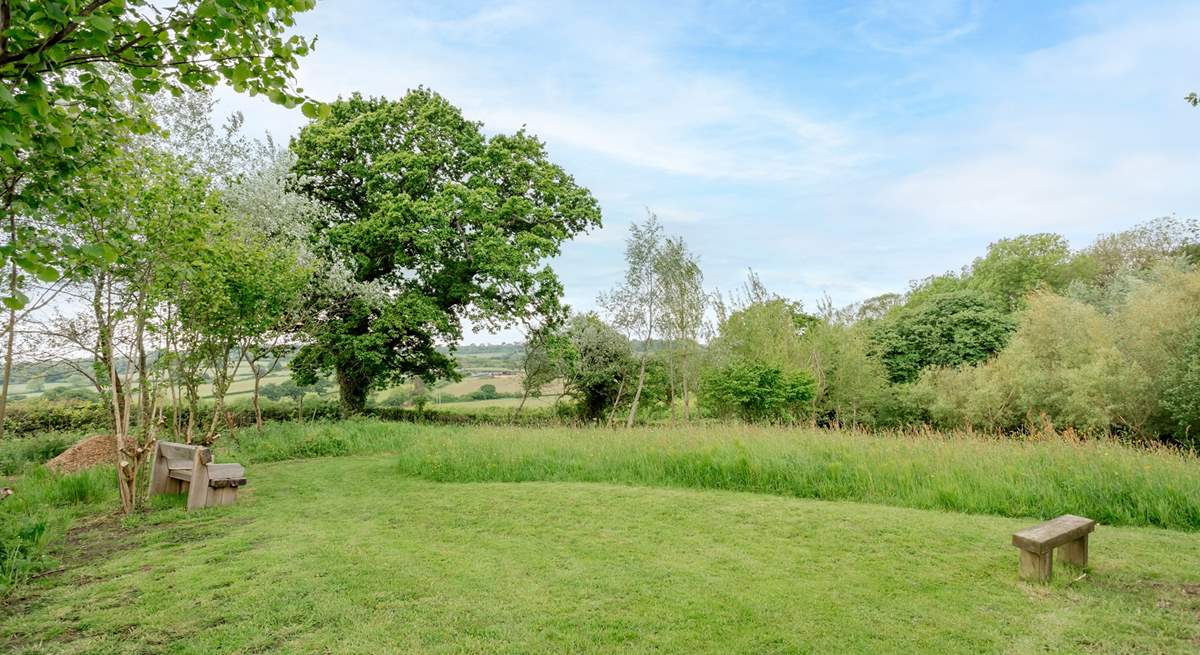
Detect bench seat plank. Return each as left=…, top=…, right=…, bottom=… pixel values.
left=1012, top=515, right=1096, bottom=554
left=208, top=477, right=247, bottom=489
left=206, top=463, right=245, bottom=480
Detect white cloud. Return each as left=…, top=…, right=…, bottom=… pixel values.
left=877, top=3, right=1200, bottom=238
left=853, top=0, right=984, bottom=54
left=219, top=0, right=866, bottom=187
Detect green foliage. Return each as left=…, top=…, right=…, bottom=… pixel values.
left=700, top=360, right=815, bottom=423
left=0, top=0, right=319, bottom=305
left=708, top=273, right=812, bottom=373
left=968, top=233, right=1075, bottom=309
left=1163, top=321, right=1200, bottom=448
left=40, top=386, right=99, bottom=402
left=0, top=400, right=109, bottom=438
left=0, top=433, right=73, bottom=475
left=916, top=293, right=1132, bottom=434
left=800, top=321, right=905, bottom=429
left=1076, top=216, right=1200, bottom=283
left=469, top=384, right=499, bottom=401
left=0, top=465, right=114, bottom=593
left=872, top=290, right=1014, bottom=384
left=289, top=90, right=602, bottom=415
left=915, top=267, right=1200, bottom=438
left=517, top=330, right=561, bottom=402
left=557, top=313, right=635, bottom=421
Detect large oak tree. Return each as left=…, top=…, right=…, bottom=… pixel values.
left=289, top=90, right=601, bottom=414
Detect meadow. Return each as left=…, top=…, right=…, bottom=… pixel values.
left=2, top=420, right=1200, bottom=653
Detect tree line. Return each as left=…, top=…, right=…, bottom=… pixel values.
left=529, top=215, right=1199, bottom=447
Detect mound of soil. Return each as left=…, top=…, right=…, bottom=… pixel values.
left=45, top=434, right=116, bottom=475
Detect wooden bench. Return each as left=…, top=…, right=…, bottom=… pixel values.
left=147, top=441, right=247, bottom=511
left=1012, top=514, right=1095, bottom=581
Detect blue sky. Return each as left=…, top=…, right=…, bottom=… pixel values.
left=219, top=0, right=1200, bottom=342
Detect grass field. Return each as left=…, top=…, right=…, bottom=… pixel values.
left=431, top=394, right=561, bottom=411
left=3, top=421, right=1200, bottom=653
left=3, top=454, right=1200, bottom=653
left=227, top=420, right=1200, bottom=530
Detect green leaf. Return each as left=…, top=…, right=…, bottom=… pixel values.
left=2, top=291, right=29, bottom=311
left=300, top=101, right=323, bottom=119
left=34, top=265, right=61, bottom=283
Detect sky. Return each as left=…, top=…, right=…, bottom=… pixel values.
left=218, top=0, right=1200, bottom=343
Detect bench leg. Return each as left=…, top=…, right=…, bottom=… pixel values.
left=1019, top=548, right=1053, bottom=582
left=1058, top=535, right=1088, bottom=568
left=207, top=487, right=237, bottom=507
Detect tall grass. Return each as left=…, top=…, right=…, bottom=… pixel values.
left=229, top=420, right=1200, bottom=531
left=0, top=465, right=114, bottom=593
left=401, top=425, right=1200, bottom=530
left=0, top=432, right=76, bottom=475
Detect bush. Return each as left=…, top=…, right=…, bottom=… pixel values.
left=1164, top=321, right=1200, bottom=448
left=700, top=360, right=815, bottom=423
left=1, top=400, right=109, bottom=437
left=469, top=384, right=498, bottom=400
left=872, top=290, right=1014, bottom=384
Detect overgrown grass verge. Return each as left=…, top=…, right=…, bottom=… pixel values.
left=0, top=466, right=115, bottom=594
left=389, top=423, right=1200, bottom=530
left=224, top=419, right=1200, bottom=531
left=0, top=433, right=78, bottom=475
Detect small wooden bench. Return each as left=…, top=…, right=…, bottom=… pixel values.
left=147, top=441, right=247, bottom=511
left=1012, top=514, right=1095, bottom=581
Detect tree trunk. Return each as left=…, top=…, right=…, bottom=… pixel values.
left=607, top=373, right=627, bottom=427
left=625, top=353, right=647, bottom=429
left=252, top=367, right=263, bottom=431
left=681, top=348, right=691, bottom=421
left=185, top=382, right=198, bottom=444
left=135, top=289, right=151, bottom=433
left=337, top=368, right=369, bottom=417
left=205, top=346, right=238, bottom=445
left=0, top=265, right=16, bottom=439
left=0, top=210, right=17, bottom=438
left=666, top=349, right=677, bottom=424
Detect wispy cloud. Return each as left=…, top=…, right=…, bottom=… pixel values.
left=876, top=2, right=1200, bottom=239
left=214, top=0, right=1200, bottom=339
left=852, top=0, right=984, bottom=54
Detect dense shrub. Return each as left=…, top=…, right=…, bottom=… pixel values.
left=1164, top=321, right=1200, bottom=448
left=872, top=290, right=1015, bottom=384
left=913, top=265, right=1200, bottom=441
left=1, top=401, right=109, bottom=438
left=700, top=360, right=815, bottom=422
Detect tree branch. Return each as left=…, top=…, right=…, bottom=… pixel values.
left=0, top=0, right=114, bottom=68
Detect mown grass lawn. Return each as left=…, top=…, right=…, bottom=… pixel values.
left=2, top=454, right=1199, bottom=654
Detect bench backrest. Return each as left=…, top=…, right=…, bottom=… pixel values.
left=156, top=441, right=211, bottom=462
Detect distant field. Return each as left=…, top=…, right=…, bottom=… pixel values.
left=8, top=344, right=539, bottom=405
left=433, top=394, right=562, bottom=411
